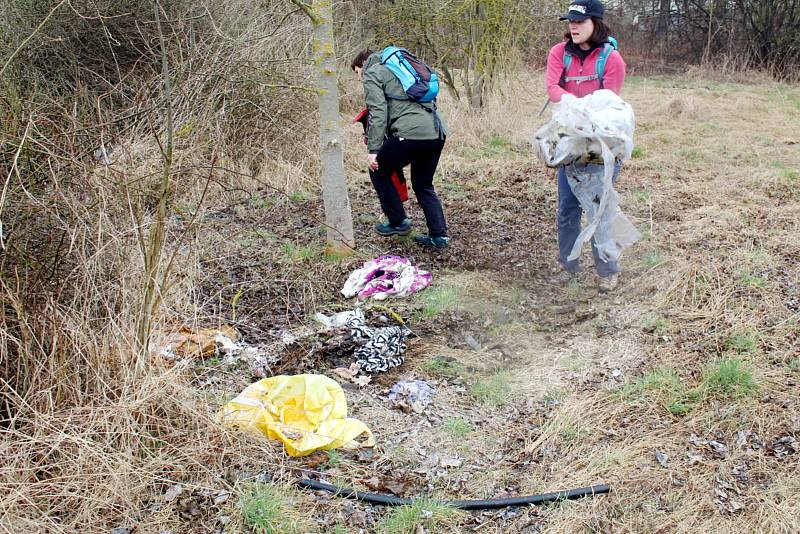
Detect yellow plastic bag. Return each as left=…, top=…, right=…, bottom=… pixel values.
left=220, top=374, right=375, bottom=457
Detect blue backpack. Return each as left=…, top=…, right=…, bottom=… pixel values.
left=560, top=37, right=618, bottom=89
left=380, top=46, right=440, bottom=103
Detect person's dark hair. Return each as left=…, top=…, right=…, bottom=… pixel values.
left=563, top=18, right=611, bottom=45
left=351, top=48, right=374, bottom=71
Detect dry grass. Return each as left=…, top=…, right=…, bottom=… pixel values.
left=518, top=71, right=800, bottom=532
left=2, top=26, right=799, bottom=531
left=336, top=71, right=799, bottom=532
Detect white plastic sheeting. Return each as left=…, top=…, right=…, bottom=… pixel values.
left=534, top=90, right=640, bottom=263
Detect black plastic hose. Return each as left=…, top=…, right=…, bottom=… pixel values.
left=298, top=479, right=610, bottom=510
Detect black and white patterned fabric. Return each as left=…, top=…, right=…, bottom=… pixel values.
left=354, top=325, right=408, bottom=373
left=342, top=314, right=408, bottom=373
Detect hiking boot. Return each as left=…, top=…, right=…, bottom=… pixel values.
left=375, top=218, right=412, bottom=236
left=598, top=273, right=619, bottom=293
left=414, top=235, right=450, bottom=249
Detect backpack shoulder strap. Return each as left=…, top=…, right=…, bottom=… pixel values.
left=595, top=41, right=616, bottom=89
left=560, top=48, right=573, bottom=87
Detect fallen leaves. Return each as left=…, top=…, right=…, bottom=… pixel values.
left=333, top=363, right=372, bottom=387
left=160, top=325, right=240, bottom=359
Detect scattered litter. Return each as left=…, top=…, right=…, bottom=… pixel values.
left=160, top=325, right=240, bottom=359
left=93, top=143, right=115, bottom=165
left=769, top=436, right=799, bottom=459
left=220, top=374, right=375, bottom=457
left=734, top=430, right=764, bottom=450
left=174, top=487, right=230, bottom=520
left=388, top=380, right=436, bottom=413
left=714, top=477, right=745, bottom=514
left=315, top=309, right=364, bottom=329
left=317, top=308, right=409, bottom=373
left=164, top=484, right=183, bottom=502
left=731, top=464, right=749, bottom=484
left=342, top=255, right=432, bottom=300
left=462, top=332, right=483, bottom=352
left=688, top=434, right=729, bottom=458
left=533, top=90, right=640, bottom=263
left=708, top=440, right=730, bottom=458
left=439, top=457, right=463, bottom=468
left=655, top=451, right=669, bottom=468
left=686, top=452, right=705, bottom=465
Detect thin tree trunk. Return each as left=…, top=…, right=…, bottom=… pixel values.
left=299, top=0, right=355, bottom=255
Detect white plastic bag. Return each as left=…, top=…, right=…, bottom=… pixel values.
left=564, top=162, right=641, bottom=263
left=533, top=90, right=640, bottom=263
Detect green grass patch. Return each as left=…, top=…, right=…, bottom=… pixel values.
left=631, top=146, right=645, bottom=159
left=642, top=249, right=666, bottom=269
left=779, top=168, right=799, bottom=182
left=565, top=358, right=586, bottom=372
left=679, top=148, right=702, bottom=163
left=702, top=358, right=759, bottom=398
left=325, top=450, right=343, bottom=468
left=470, top=371, right=512, bottom=406
left=379, top=499, right=459, bottom=534
left=443, top=418, right=474, bottom=439
left=788, top=359, right=800, bottom=371
left=253, top=228, right=277, bottom=241
left=628, top=368, right=682, bottom=393
left=623, top=368, right=698, bottom=415
left=249, top=196, right=274, bottom=210
left=631, top=189, right=651, bottom=204
left=642, top=313, right=670, bottom=335
left=241, top=483, right=308, bottom=534
left=560, top=424, right=583, bottom=443
left=544, top=387, right=568, bottom=405
left=422, top=356, right=465, bottom=378
left=288, top=190, right=311, bottom=202
left=566, top=278, right=581, bottom=298
left=280, top=242, right=320, bottom=262
left=738, top=270, right=767, bottom=289
left=726, top=331, right=759, bottom=354
left=479, top=135, right=518, bottom=158
left=416, top=282, right=462, bottom=318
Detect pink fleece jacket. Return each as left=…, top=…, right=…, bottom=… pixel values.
left=546, top=41, right=626, bottom=102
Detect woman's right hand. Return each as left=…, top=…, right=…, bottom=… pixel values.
left=367, top=154, right=379, bottom=171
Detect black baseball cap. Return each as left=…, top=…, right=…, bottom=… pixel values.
left=559, top=0, right=604, bottom=21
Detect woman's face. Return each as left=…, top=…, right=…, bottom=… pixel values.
left=569, top=18, right=595, bottom=47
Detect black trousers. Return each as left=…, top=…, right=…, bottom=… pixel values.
left=369, top=136, right=447, bottom=237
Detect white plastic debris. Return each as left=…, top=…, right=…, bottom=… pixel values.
left=388, top=380, right=436, bottom=413
left=534, top=90, right=640, bottom=263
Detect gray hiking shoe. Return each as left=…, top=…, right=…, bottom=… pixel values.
left=598, top=273, right=620, bottom=293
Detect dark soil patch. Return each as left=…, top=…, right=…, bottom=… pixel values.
left=194, top=161, right=558, bottom=336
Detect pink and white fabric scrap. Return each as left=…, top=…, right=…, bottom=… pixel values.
left=342, top=255, right=432, bottom=300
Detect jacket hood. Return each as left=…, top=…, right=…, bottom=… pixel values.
left=363, top=52, right=382, bottom=71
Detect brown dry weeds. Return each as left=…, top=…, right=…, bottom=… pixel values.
left=2, top=72, right=799, bottom=533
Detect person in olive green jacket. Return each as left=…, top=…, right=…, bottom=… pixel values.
left=351, top=48, right=450, bottom=249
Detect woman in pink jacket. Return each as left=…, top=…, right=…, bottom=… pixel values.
left=546, top=0, right=626, bottom=293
